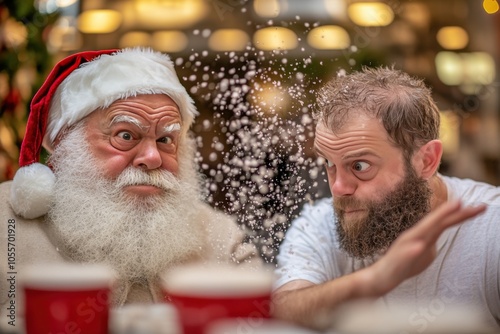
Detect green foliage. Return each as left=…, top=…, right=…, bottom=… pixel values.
left=0, top=0, right=56, bottom=180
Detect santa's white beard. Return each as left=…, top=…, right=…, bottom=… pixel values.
left=47, top=125, right=205, bottom=287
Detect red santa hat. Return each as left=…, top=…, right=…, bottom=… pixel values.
left=10, top=48, right=198, bottom=219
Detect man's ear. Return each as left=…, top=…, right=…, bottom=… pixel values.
left=413, top=140, right=443, bottom=179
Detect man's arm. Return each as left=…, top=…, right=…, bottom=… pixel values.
left=272, top=200, right=486, bottom=328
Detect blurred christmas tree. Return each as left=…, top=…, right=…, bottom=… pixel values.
left=0, top=0, right=57, bottom=181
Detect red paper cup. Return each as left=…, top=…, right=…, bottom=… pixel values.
left=21, top=263, right=115, bottom=334
left=161, top=264, right=274, bottom=334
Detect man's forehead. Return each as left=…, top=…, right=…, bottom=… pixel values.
left=314, top=117, right=392, bottom=152
left=315, top=113, right=384, bottom=134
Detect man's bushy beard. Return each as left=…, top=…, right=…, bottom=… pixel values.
left=334, top=164, right=432, bottom=259
left=47, top=125, right=205, bottom=286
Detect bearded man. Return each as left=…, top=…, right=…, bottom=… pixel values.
left=273, top=67, right=500, bottom=330
left=0, top=49, right=256, bottom=330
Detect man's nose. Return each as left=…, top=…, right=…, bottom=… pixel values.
left=330, top=170, right=356, bottom=197
left=133, top=140, right=162, bottom=170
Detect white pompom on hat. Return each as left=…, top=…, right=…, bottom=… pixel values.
left=10, top=48, right=198, bottom=219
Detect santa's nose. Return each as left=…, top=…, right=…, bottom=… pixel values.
left=133, top=140, right=162, bottom=170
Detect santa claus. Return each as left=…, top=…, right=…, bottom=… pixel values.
left=0, top=48, right=256, bottom=327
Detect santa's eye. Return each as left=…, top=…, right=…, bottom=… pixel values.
left=158, top=136, right=173, bottom=144
left=326, top=159, right=334, bottom=168
left=117, top=131, right=133, bottom=141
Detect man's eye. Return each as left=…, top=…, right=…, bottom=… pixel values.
left=325, top=159, right=334, bottom=168
left=158, top=136, right=173, bottom=144
left=353, top=161, right=370, bottom=172
left=117, top=131, right=133, bottom=141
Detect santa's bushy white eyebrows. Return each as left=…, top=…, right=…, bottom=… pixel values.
left=110, top=116, right=181, bottom=136
left=110, top=115, right=149, bottom=131
left=163, top=123, right=181, bottom=133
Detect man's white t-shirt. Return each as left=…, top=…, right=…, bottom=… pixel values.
left=275, top=175, right=500, bottom=328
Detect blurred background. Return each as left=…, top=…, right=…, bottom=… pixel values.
left=1, top=0, right=499, bottom=262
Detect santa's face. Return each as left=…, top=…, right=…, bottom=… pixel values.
left=84, top=94, right=182, bottom=197
left=47, top=117, right=204, bottom=284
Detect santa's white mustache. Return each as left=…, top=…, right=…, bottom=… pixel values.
left=115, top=167, right=181, bottom=192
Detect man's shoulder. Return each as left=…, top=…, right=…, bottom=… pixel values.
left=441, top=175, right=500, bottom=205
left=300, top=197, right=332, bottom=213
left=283, top=197, right=336, bottom=242
left=295, top=197, right=334, bottom=224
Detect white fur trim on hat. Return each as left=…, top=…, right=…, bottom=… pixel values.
left=44, top=48, right=198, bottom=152
left=10, top=163, right=55, bottom=219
